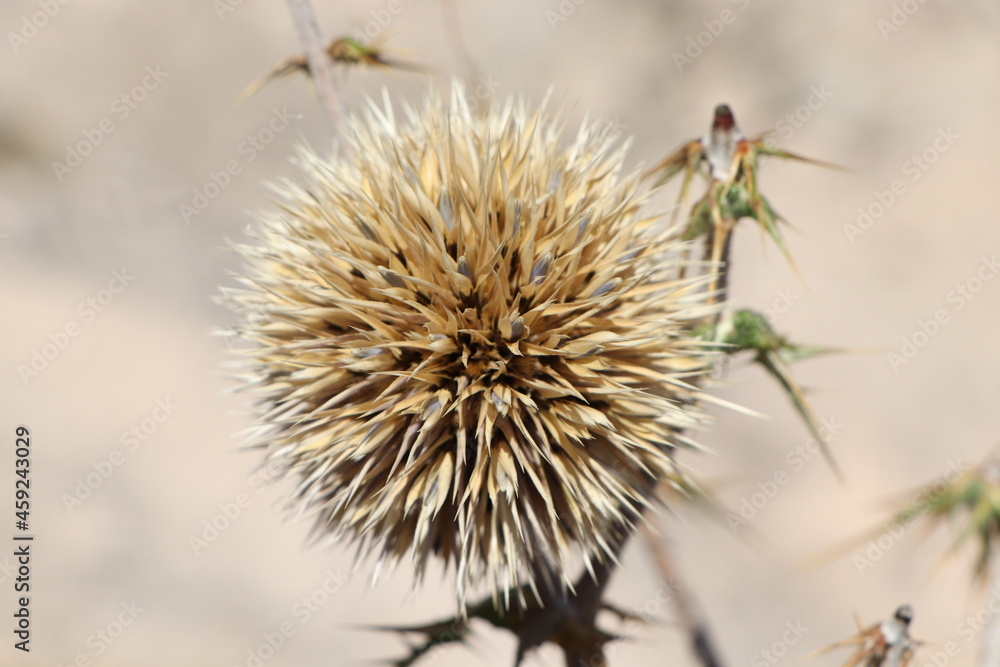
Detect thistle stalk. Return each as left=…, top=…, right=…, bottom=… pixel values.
left=642, top=524, right=726, bottom=667
left=284, top=0, right=343, bottom=131
left=983, top=554, right=1000, bottom=667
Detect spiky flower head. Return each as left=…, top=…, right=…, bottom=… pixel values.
left=224, top=85, right=716, bottom=605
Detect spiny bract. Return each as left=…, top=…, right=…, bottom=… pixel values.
left=224, top=85, right=717, bottom=606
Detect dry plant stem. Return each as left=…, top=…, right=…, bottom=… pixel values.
left=284, top=0, right=343, bottom=132
left=632, top=205, right=734, bottom=667
left=441, top=0, right=481, bottom=84
left=528, top=167, right=736, bottom=667
left=983, top=556, right=1000, bottom=667
left=642, top=524, right=726, bottom=667
left=519, top=535, right=624, bottom=667
left=552, top=216, right=735, bottom=666
left=704, top=197, right=735, bottom=306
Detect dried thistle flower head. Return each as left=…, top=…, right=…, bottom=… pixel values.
left=224, top=85, right=716, bottom=605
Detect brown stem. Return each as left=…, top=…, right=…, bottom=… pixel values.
left=633, top=193, right=735, bottom=667
left=642, top=524, right=726, bottom=667
left=563, top=559, right=616, bottom=667
left=284, top=0, right=343, bottom=132
left=524, top=533, right=624, bottom=667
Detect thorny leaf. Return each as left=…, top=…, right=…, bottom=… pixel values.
left=889, top=458, right=1000, bottom=585
left=240, top=36, right=426, bottom=101
left=372, top=584, right=635, bottom=667
left=368, top=616, right=471, bottom=667
left=711, top=309, right=845, bottom=482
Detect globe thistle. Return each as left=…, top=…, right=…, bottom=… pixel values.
left=223, top=85, right=717, bottom=606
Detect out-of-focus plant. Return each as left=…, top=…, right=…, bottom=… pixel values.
left=240, top=35, right=426, bottom=101
left=810, top=605, right=919, bottom=667
left=890, top=458, right=1000, bottom=584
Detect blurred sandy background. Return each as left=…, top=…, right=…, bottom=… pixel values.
left=3, top=0, right=1000, bottom=665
